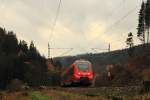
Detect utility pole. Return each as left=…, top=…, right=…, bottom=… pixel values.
left=108, top=43, right=111, bottom=52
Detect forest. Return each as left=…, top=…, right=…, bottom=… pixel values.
left=0, top=27, right=52, bottom=89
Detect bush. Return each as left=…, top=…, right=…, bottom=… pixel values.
left=7, top=79, right=24, bottom=91
left=141, top=80, right=150, bottom=93
left=142, top=69, right=150, bottom=81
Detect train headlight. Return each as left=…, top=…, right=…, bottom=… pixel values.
left=78, top=72, right=81, bottom=75
left=87, top=73, right=90, bottom=75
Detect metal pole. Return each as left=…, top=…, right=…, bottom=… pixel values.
left=108, top=43, right=111, bottom=52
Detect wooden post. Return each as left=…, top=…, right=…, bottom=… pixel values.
left=106, top=64, right=113, bottom=81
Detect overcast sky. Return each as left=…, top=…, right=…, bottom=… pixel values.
left=0, top=0, right=143, bottom=57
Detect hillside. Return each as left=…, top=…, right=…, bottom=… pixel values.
left=54, top=44, right=150, bottom=72
left=54, top=44, right=150, bottom=86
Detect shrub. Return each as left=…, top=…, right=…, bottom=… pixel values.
left=7, top=79, right=24, bottom=91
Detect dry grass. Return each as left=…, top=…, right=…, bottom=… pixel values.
left=0, top=87, right=149, bottom=100
left=42, top=89, right=106, bottom=100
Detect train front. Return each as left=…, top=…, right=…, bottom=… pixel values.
left=72, top=60, right=93, bottom=85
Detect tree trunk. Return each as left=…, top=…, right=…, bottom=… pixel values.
left=142, top=30, right=145, bottom=49
left=147, top=27, right=150, bottom=44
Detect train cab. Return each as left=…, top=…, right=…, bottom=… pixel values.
left=61, top=59, right=93, bottom=86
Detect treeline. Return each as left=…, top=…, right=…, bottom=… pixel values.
left=0, top=27, right=50, bottom=89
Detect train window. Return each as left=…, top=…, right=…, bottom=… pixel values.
left=77, top=63, right=90, bottom=72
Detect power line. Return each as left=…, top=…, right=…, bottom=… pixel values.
left=90, top=4, right=139, bottom=47
left=50, top=48, right=73, bottom=57
left=106, top=0, right=127, bottom=20
left=49, top=0, right=62, bottom=42
left=48, top=0, right=140, bottom=57
left=48, top=0, right=62, bottom=58
left=91, top=43, right=111, bottom=53
left=58, top=48, right=74, bottom=56
left=89, top=3, right=140, bottom=49
left=104, top=5, right=139, bottom=34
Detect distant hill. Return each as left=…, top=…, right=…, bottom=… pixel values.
left=54, top=44, right=150, bottom=72
left=54, top=44, right=150, bottom=86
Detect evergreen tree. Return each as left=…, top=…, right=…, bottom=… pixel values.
left=7, top=31, right=18, bottom=54
left=126, top=32, right=134, bottom=56
left=29, top=41, right=37, bottom=53
left=0, top=27, right=6, bottom=54
left=0, top=27, right=49, bottom=88
left=145, top=0, right=150, bottom=43
left=18, top=40, right=28, bottom=54
left=137, top=2, right=146, bottom=44
left=28, top=41, right=40, bottom=60
left=0, top=27, right=5, bottom=37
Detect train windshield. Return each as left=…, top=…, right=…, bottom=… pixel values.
left=77, top=63, right=90, bottom=72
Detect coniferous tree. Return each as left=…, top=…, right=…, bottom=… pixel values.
left=0, top=27, right=6, bottom=54
left=18, top=40, right=28, bottom=54
left=126, top=32, right=134, bottom=56
left=0, top=27, right=50, bottom=88
left=137, top=2, right=146, bottom=44
left=145, top=0, right=150, bottom=43
left=28, top=41, right=41, bottom=61
left=7, top=31, right=18, bottom=54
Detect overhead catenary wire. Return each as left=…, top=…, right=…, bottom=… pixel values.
left=104, top=5, right=139, bottom=35
left=50, top=48, right=90, bottom=57
left=58, top=48, right=74, bottom=56
left=106, top=0, right=127, bottom=20
left=49, top=48, right=73, bottom=57
left=91, top=43, right=110, bottom=53
left=91, top=4, right=140, bottom=46
left=89, top=2, right=140, bottom=53
left=48, top=0, right=62, bottom=58
left=48, top=0, right=141, bottom=57
left=49, top=0, right=62, bottom=42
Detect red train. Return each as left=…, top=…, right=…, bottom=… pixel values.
left=60, top=59, right=93, bottom=86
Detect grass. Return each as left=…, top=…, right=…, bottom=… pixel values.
left=28, top=87, right=150, bottom=100
left=0, top=87, right=149, bottom=100
left=29, top=91, right=49, bottom=100
left=41, top=89, right=106, bottom=100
